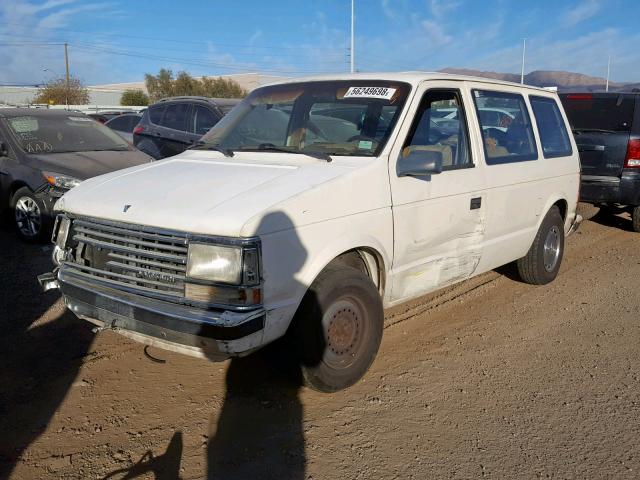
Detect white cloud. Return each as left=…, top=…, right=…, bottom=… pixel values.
left=564, top=0, right=600, bottom=26
left=429, top=0, right=462, bottom=19
left=421, top=19, right=452, bottom=46
left=0, top=0, right=121, bottom=86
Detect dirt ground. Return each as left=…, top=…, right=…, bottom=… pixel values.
left=2, top=203, right=640, bottom=479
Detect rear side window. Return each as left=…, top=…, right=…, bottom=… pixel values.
left=148, top=105, right=166, bottom=125
left=473, top=90, right=538, bottom=165
left=193, top=105, right=219, bottom=135
left=162, top=103, right=190, bottom=131
left=529, top=96, right=572, bottom=158
left=561, top=94, right=635, bottom=132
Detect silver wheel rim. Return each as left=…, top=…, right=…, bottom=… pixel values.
left=15, top=196, right=41, bottom=238
left=543, top=225, right=561, bottom=272
left=322, top=296, right=367, bottom=370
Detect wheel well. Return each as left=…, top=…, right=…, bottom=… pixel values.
left=553, top=199, right=568, bottom=220
left=328, top=248, right=385, bottom=295
left=7, top=181, right=29, bottom=207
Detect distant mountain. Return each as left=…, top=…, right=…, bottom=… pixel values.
left=439, top=68, right=640, bottom=93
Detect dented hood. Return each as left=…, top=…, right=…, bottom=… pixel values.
left=57, top=150, right=361, bottom=237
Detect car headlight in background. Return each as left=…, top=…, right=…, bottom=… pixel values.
left=185, top=242, right=262, bottom=306
left=43, top=171, right=82, bottom=190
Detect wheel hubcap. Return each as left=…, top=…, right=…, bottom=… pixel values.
left=323, top=297, right=365, bottom=369
left=15, top=196, right=41, bottom=238
left=543, top=225, right=561, bottom=272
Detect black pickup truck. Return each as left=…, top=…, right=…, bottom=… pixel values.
left=560, top=92, right=640, bottom=231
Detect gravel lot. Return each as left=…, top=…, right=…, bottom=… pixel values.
left=1, top=203, right=640, bottom=479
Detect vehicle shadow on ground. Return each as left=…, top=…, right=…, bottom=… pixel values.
left=204, top=211, right=318, bottom=480
left=588, top=209, right=634, bottom=232
left=102, top=431, right=183, bottom=480
left=0, top=223, right=95, bottom=478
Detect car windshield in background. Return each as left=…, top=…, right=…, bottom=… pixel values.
left=5, top=115, right=130, bottom=154
left=197, top=80, right=411, bottom=157
left=562, top=94, right=635, bottom=132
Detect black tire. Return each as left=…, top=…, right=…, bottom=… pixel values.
left=632, top=206, right=640, bottom=232
left=290, top=264, right=383, bottom=393
left=136, top=139, right=162, bottom=160
left=11, top=187, right=51, bottom=243
left=517, top=206, right=565, bottom=285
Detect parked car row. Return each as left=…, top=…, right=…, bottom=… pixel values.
left=0, top=72, right=632, bottom=393
left=0, top=96, right=241, bottom=241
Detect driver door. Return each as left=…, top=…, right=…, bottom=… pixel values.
left=388, top=81, right=487, bottom=302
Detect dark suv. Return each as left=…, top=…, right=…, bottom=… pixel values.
left=133, top=96, right=240, bottom=159
left=560, top=92, right=640, bottom=231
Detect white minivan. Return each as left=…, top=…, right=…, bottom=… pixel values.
left=39, top=73, right=582, bottom=392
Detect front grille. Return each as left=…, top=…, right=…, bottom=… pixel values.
left=65, top=217, right=189, bottom=299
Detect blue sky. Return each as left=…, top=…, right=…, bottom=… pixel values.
left=0, top=0, right=638, bottom=86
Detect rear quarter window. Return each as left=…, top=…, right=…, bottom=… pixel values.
left=529, top=96, right=573, bottom=158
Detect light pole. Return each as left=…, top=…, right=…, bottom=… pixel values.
left=605, top=55, right=611, bottom=92
left=350, top=0, right=355, bottom=73
left=520, top=38, right=527, bottom=84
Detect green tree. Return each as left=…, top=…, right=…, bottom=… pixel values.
left=33, top=77, right=89, bottom=105
left=144, top=69, right=247, bottom=102
left=120, top=89, right=149, bottom=106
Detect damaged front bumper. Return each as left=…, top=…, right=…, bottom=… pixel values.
left=38, top=267, right=266, bottom=361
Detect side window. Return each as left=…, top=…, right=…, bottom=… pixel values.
left=402, top=89, right=472, bottom=170
left=193, top=106, right=219, bottom=135
left=127, top=116, right=141, bottom=131
left=106, top=116, right=129, bottom=131
left=529, top=96, right=572, bottom=158
left=148, top=105, right=166, bottom=125
left=161, top=103, right=189, bottom=131
left=473, top=90, right=538, bottom=165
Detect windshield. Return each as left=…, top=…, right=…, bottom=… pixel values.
left=5, top=114, right=130, bottom=154
left=197, top=80, right=411, bottom=157
left=560, top=94, right=635, bottom=132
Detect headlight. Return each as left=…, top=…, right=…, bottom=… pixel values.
left=43, top=171, right=82, bottom=190
left=185, top=242, right=262, bottom=306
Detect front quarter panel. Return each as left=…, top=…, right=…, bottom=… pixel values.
left=258, top=209, right=393, bottom=346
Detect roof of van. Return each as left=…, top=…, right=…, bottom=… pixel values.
left=262, top=71, right=555, bottom=93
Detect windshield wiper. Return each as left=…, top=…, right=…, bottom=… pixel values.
left=189, top=141, right=234, bottom=157
left=573, top=128, right=618, bottom=135
left=237, top=144, right=332, bottom=162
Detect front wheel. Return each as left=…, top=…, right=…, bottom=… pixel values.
left=517, top=206, right=565, bottom=285
left=291, top=265, right=383, bottom=393
left=12, top=187, right=50, bottom=243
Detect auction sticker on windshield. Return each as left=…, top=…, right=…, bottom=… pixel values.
left=343, top=86, right=397, bottom=100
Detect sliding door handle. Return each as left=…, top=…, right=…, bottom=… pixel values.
left=470, top=197, right=482, bottom=210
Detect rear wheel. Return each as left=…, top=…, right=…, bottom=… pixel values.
left=291, top=265, right=383, bottom=393
left=12, top=187, right=50, bottom=243
left=632, top=206, right=640, bottom=232
left=517, top=206, right=565, bottom=285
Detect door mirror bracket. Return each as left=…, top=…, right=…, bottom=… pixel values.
left=397, top=149, right=443, bottom=177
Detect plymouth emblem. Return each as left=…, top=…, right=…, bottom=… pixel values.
left=123, top=204, right=132, bottom=212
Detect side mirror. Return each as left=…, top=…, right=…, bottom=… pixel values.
left=397, top=148, right=443, bottom=177
left=0, top=141, right=8, bottom=157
